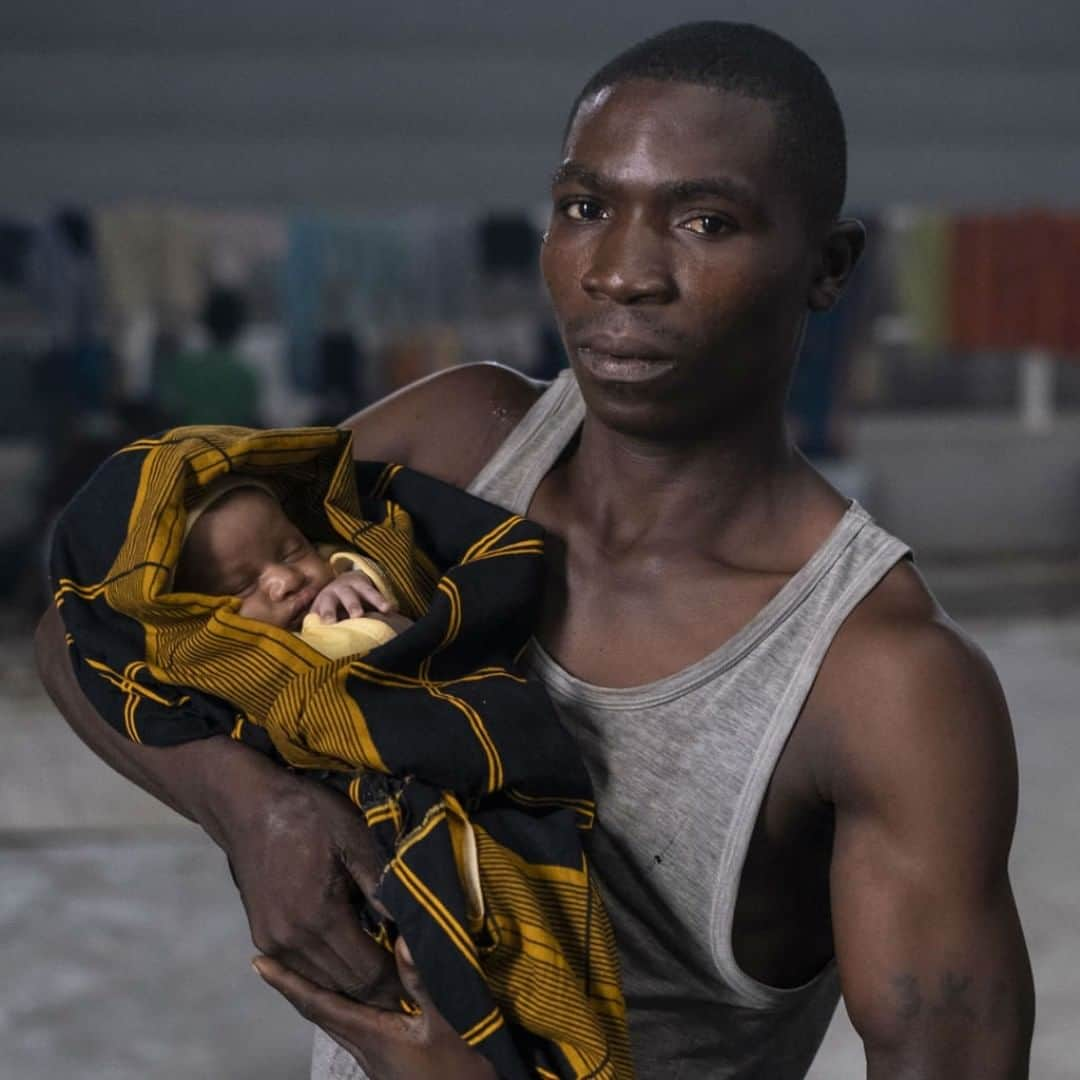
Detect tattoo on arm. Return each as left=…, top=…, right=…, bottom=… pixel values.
left=932, top=971, right=977, bottom=1021
left=892, top=970, right=992, bottom=1027
left=891, top=974, right=922, bottom=1021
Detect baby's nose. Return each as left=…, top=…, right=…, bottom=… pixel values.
left=266, top=564, right=302, bottom=601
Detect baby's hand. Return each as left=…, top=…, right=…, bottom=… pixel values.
left=309, top=570, right=395, bottom=624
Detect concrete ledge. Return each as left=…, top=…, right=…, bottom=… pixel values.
left=920, top=558, right=1080, bottom=616
left=851, top=412, right=1080, bottom=558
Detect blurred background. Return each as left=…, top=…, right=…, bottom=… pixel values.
left=1, top=1, right=1077, bottom=1076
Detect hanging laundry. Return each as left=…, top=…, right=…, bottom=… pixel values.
left=96, top=205, right=204, bottom=330
left=889, top=207, right=952, bottom=351
left=27, top=208, right=102, bottom=351
left=948, top=210, right=1080, bottom=357
left=1064, top=216, right=1080, bottom=359
left=285, top=216, right=412, bottom=388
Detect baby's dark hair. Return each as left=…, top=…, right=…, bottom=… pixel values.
left=566, top=21, right=847, bottom=226
left=173, top=481, right=278, bottom=592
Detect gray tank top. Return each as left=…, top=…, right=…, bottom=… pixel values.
left=312, top=369, right=910, bottom=1080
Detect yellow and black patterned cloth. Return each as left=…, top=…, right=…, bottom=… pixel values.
left=50, top=425, right=633, bottom=1080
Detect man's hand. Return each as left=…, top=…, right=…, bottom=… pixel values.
left=310, top=570, right=394, bottom=623
left=254, top=937, right=497, bottom=1080
left=214, top=763, right=404, bottom=1009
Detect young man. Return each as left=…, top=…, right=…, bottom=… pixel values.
left=37, top=22, right=1033, bottom=1079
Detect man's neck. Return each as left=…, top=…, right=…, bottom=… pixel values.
left=562, top=409, right=819, bottom=566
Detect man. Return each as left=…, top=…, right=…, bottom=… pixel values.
left=36, top=21, right=1033, bottom=1079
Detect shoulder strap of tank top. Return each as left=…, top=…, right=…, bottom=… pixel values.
left=467, top=369, right=584, bottom=514
left=709, top=516, right=912, bottom=1006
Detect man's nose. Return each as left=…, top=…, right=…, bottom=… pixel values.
left=581, top=219, right=676, bottom=305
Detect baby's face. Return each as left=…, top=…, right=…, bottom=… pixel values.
left=177, top=488, right=334, bottom=629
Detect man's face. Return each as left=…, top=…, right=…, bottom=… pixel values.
left=177, top=489, right=334, bottom=629
left=542, top=79, right=821, bottom=440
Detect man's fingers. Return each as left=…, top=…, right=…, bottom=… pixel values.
left=320, top=924, right=405, bottom=1008
left=253, top=955, right=384, bottom=1033
left=335, top=836, right=384, bottom=899
left=262, top=943, right=342, bottom=993
left=394, top=937, right=422, bottom=996
left=282, top=937, right=382, bottom=999
left=252, top=954, right=349, bottom=1020
left=393, top=935, right=442, bottom=1019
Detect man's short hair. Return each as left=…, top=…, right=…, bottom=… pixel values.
left=567, top=21, right=847, bottom=226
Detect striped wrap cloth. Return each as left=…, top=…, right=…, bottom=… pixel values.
left=49, top=425, right=634, bottom=1080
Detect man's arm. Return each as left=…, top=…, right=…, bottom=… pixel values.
left=822, top=608, right=1034, bottom=1077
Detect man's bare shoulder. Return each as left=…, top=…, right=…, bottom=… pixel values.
left=808, top=560, right=1015, bottom=813
left=340, top=362, right=546, bottom=489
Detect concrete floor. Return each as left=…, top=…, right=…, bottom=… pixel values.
left=2, top=614, right=1077, bottom=1078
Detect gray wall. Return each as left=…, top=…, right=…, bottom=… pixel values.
left=2, top=0, right=1079, bottom=214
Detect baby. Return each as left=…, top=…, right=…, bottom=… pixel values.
left=173, top=477, right=413, bottom=657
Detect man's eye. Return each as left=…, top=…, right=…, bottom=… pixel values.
left=563, top=199, right=607, bottom=222
left=682, top=214, right=734, bottom=237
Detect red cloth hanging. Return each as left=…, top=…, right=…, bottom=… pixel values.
left=949, top=211, right=1080, bottom=358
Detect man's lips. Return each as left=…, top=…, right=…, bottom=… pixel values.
left=575, top=334, right=677, bottom=383
left=576, top=332, right=672, bottom=361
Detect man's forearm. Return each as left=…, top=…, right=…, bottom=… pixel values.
left=34, top=604, right=275, bottom=842
left=36, top=604, right=401, bottom=1004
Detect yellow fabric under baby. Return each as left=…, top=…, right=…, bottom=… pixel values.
left=297, top=611, right=398, bottom=659
left=297, top=549, right=401, bottom=660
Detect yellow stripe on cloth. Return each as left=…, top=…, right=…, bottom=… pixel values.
left=469, top=824, right=634, bottom=1079
left=461, top=1006, right=505, bottom=1046
left=436, top=578, right=463, bottom=650
left=420, top=657, right=504, bottom=793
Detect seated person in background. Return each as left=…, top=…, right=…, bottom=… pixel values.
left=155, top=286, right=261, bottom=427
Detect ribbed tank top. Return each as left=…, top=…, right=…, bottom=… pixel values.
left=474, top=371, right=909, bottom=1078
left=311, top=370, right=911, bottom=1080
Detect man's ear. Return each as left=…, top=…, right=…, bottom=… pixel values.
left=808, top=218, right=866, bottom=312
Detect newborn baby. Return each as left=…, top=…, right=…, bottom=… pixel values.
left=173, top=477, right=413, bottom=657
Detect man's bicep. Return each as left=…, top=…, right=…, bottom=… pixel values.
left=832, top=811, right=1032, bottom=1077
left=827, top=621, right=1033, bottom=1077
